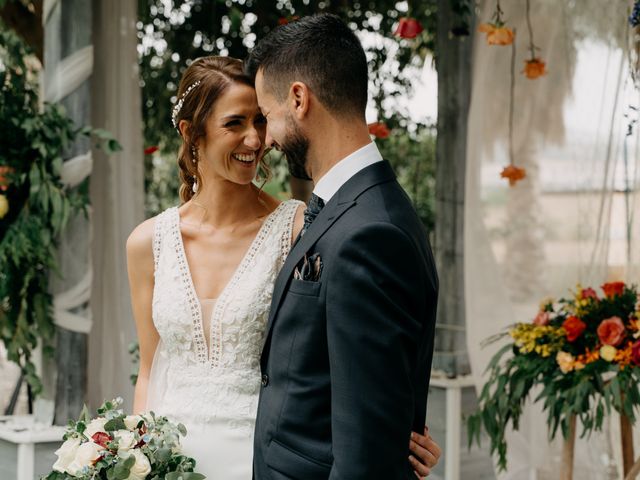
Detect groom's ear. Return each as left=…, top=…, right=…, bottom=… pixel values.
left=289, top=82, right=310, bottom=120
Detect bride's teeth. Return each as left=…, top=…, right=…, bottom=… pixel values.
left=233, top=153, right=255, bottom=163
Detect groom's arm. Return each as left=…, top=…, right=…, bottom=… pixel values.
left=326, top=222, right=429, bottom=479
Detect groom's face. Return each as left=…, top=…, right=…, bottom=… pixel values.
left=255, top=70, right=311, bottom=180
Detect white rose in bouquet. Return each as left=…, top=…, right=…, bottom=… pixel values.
left=123, top=449, right=152, bottom=480
left=52, top=437, right=81, bottom=473
left=66, top=441, right=104, bottom=476
left=124, top=414, right=143, bottom=431
left=114, top=429, right=137, bottom=452
left=84, top=417, right=108, bottom=438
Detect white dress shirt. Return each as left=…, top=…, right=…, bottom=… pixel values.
left=313, top=142, right=383, bottom=203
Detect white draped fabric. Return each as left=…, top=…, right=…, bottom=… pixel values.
left=466, top=0, right=640, bottom=478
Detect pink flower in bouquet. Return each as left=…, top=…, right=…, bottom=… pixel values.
left=563, top=315, right=586, bottom=342
left=533, top=311, right=550, bottom=326
left=601, top=281, right=626, bottom=299
left=597, top=316, right=626, bottom=346
left=580, top=287, right=598, bottom=300
left=632, top=341, right=640, bottom=365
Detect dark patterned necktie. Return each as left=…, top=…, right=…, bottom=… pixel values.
left=300, top=193, right=325, bottom=238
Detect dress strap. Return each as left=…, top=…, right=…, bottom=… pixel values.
left=278, top=199, right=305, bottom=264
left=152, top=207, right=175, bottom=270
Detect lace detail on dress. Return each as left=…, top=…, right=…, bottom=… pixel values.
left=170, top=207, right=208, bottom=364
left=149, top=199, right=302, bottom=434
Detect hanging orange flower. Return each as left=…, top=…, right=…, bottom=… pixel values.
left=368, top=122, right=390, bottom=139
left=478, top=23, right=514, bottom=46
left=523, top=58, right=546, bottom=79
left=394, top=17, right=424, bottom=39
left=500, top=165, right=526, bottom=186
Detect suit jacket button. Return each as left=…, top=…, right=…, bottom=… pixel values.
left=261, top=374, right=269, bottom=387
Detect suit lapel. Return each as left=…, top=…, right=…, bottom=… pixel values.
left=261, top=160, right=397, bottom=365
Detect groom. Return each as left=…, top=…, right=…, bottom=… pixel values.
left=246, top=14, right=439, bottom=480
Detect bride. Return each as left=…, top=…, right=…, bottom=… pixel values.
left=126, top=56, right=440, bottom=479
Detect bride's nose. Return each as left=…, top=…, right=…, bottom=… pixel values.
left=244, top=126, right=262, bottom=151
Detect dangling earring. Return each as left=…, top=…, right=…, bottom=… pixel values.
left=192, top=175, right=198, bottom=194
left=191, top=144, right=198, bottom=164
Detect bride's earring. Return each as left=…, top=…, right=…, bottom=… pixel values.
left=192, top=175, right=198, bottom=194
left=191, top=144, right=198, bottom=164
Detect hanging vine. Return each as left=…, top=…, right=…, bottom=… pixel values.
left=0, top=25, right=120, bottom=395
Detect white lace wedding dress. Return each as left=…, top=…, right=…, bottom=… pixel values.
left=146, top=199, right=302, bottom=479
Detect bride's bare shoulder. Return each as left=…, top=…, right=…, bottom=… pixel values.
left=126, top=216, right=157, bottom=265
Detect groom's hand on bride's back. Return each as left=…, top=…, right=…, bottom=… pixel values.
left=409, top=426, right=441, bottom=478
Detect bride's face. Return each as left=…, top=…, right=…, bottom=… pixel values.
left=197, top=82, right=267, bottom=186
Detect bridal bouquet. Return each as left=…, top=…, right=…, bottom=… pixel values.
left=468, top=281, right=640, bottom=471
left=42, top=398, right=204, bottom=480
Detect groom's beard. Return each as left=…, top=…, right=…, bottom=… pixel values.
left=281, top=114, right=311, bottom=181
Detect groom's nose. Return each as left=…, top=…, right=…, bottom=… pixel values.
left=265, top=131, right=277, bottom=150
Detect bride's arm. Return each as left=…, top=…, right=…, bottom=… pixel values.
left=126, top=218, right=159, bottom=414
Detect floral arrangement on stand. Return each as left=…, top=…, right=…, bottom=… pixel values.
left=42, top=398, right=204, bottom=480
left=468, top=281, right=640, bottom=479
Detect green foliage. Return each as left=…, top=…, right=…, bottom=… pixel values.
left=0, top=25, right=120, bottom=395
left=137, top=0, right=473, bottom=215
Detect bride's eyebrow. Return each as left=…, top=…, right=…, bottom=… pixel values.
left=221, top=114, right=246, bottom=121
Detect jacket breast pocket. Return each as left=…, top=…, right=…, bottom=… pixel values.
left=288, top=279, right=322, bottom=297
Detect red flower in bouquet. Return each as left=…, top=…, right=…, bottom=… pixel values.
left=144, top=146, right=159, bottom=155
left=91, top=432, right=112, bottom=448
left=563, top=315, right=586, bottom=342
left=368, top=122, right=390, bottom=139
left=394, top=17, right=424, bottom=39
left=597, top=316, right=626, bottom=346
left=601, top=281, right=625, bottom=299
left=580, top=287, right=598, bottom=300
left=632, top=340, right=640, bottom=365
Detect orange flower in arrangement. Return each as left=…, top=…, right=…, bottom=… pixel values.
left=368, top=122, right=390, bottom=139
left=523, top=58, right=547, bottom=79
left=601, top=281, right=626, bottom=299
left=0, top=166, right=14, bottom=192
left=597, top=316, right=626, bottom=346
left=576, top=348, right=600, bottom=365
left=614, top=341, right=634, bottom=368
left=478, top=23, right=514, bottom=46
left=394, top=17, right=424, bottom=39
left=562, top=315, right=586, bottom=342
left=500, top=165, right=526, bottom=186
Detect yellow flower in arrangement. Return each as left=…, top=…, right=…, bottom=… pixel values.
left=510, top=324, right=564, bottom=357
left=599, top=345, right=617, bottom=362
left=0, top=194, right=8, bottom=219
left=556, top=351, right=575, bottom=373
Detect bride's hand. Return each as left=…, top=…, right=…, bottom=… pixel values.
left=409, top=426, right=441, bottom=478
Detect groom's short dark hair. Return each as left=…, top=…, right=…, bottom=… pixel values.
left=245, top=13, right=368, bottom=118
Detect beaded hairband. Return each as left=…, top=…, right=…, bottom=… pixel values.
left=171, top=80, right=202, bottom=129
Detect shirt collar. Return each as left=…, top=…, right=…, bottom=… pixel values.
left=313, top=142, right=383, bottom=203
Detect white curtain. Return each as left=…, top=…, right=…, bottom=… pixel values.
left=466, top=0, right=640, bottom=478
left=88, top=0, right=145, bottom=412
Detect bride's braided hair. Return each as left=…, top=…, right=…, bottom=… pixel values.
left=173, top=56, right=269, bottom=203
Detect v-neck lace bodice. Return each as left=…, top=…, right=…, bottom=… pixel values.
left=147, top=199, right=302, bottom=432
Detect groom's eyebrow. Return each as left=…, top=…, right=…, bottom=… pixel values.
left=221, top=114, right=247, bottom=121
